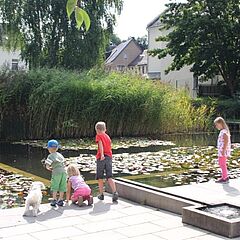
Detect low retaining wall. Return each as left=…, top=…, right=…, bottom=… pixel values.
left=109, top=178, right=240, bottom=238
left=183, top=204, right=240, bottom=238
left=107, top=178, right=195, bottom=215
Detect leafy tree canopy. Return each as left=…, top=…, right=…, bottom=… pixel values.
left=150, top=0, right=240, bottom=96
left=136, top=35, right=148, bottom=50
left=0, top=0, right=123, bottom=70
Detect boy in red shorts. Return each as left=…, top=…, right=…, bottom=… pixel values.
left=95, top=121, right=118, bottom=202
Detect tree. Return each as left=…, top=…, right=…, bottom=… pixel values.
left=109, top=33, right=122, bottom=46
left=0, top=25, right=3, bottom=46
left=136, top=35, right=148, bottom=50
left=150, top=0, right=240, bottom=96
left=0, top=0, right=122, bottom=69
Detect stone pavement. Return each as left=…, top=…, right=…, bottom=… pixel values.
left=161, top=178, right=240, bottom=206
left=0, top=195, right=238, bottom=240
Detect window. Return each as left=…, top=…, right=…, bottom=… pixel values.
left=193, top=76, right=199, bottom=89
left=116, top=65, right=125, bottom=71
left=12, top=59, right=19, bottom=70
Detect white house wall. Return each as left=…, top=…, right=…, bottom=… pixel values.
left=0, top=48, right=26, bottom=69
left=148, top=21, right=196, bottom=97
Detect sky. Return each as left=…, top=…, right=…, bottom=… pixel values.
left=114, top=0, right=187, bottom=40
left=115, top=0, right=171, bottom=40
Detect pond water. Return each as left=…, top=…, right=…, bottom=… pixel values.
left=1, top=132, right=240, bottom=209
left=202, top=204, right=240, bottom=219
left=1, top=132, right=240, bottom=180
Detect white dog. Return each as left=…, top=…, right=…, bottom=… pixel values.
left=23, top=181, right=45, bottom=217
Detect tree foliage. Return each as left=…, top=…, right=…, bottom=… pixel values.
left=109, top=33, right=122, bottom=46
left=0, top=0, right=123, bottom=69
left=150, top=0, right=240, bottom=96
left=66, top=0, right=90, bottom=30
left=136, top=35, right=148, bottom=50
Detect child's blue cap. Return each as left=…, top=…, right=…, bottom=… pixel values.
left=47, top=139, right=59, bottom=148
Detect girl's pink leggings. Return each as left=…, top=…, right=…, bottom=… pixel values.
left=218, top=156, right=228, bottom=180
left=71, top=187, right=91, bottom=202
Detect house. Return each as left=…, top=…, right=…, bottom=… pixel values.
left=128, top=50, right=148, bottom=76
left=105, top=37, right=147, bottom=75
left=147, top=14, right=221, bottom=97
left=0, top=48, right=26, bottom=70
left=0, top=25, right=27, bottom=70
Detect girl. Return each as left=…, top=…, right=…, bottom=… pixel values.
left=66, top=164, right=93, bottom=206
left=214, top=117, right=231, bottom=183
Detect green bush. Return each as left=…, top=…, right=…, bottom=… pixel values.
left=0, top=69, right=213, bottom=140
left=193, top=97, right=240, bottom=120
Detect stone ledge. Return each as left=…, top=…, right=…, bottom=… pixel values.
left=108, top=178, right=195, bottom=215
left=182, top=204, right=240, bottom=238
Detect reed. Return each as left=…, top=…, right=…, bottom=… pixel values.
left=0, top=68, right=214, bottom=140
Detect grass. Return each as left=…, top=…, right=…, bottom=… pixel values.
left=0, top=68, right=214, bottom=140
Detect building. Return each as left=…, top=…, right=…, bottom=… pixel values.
left=105, top=37, right=147, bottom=75
left=128, top=50, right=148, bottom=76
left=0, top=24, right=27, bottom=70
left=0, top=48, right=27, bottom=70
left=147, top=14, right=221, bottom=97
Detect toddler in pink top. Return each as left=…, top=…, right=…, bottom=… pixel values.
left=214, top=117, right=231, bottom=183
left=66, top=164, right=93, bottom=206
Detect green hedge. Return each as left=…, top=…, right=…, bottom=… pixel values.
left=0, top=69, right=213, bottom=140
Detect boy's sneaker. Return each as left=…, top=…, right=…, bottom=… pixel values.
left=57, top=200, right=64, bottom=207
left=88, top=195, right=94, bottom=206
left=215, top=177, right=229, bottom=184
left=50, top=199, right=57, bottom=207
left=97, top=194, right=104, bottom=200
left=112, top=192, right=119, bottom=202
left=78, top=196, right=83, bottom=206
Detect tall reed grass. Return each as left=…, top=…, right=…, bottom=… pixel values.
left=0, top=68, right=214, bottom=140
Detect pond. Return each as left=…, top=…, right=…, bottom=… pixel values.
left=1, top=132, right=240, bottom=209
left=2, top=132, right=240, bottom=179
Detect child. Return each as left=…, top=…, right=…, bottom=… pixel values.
left=45, top=139, right=67, bottom=206
left=95, top=121, right=118, bottom=202
left=66, top=164, right=93, bottom=206
left=214, top=117, right=231, bottom=183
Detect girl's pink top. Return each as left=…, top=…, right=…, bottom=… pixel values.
left=69, top=176, right=89, bottom=191
left=217, top=129, right=231, bottom=157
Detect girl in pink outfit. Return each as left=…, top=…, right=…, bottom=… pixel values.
left=66, top=164, right=93, bottom=206
left=214, top=117, right=231, bottom=183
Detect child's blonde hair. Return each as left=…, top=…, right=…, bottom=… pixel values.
left=214, top=117, right=230, bottom=135
left=67, top=164, right=80, bottom=177
left=95, top=121, right=106, bottom=131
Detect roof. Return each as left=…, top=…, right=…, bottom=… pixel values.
left=105, top=37, right=142, bottom=64
left=129, top=50, right=148, bottom=66
left=147, top=14, right=162, bottom=29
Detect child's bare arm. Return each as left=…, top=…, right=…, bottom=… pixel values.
left=45, top=164, right=52, bottom=171
left=98, top=140, right=105, bottom=160
left=66, top=180, right=72, bottom=201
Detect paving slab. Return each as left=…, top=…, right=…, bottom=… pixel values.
left=0, top=195, right=239, bottom=240
left=161, top=179, right=240, bottom=205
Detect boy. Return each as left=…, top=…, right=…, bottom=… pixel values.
left=95, top=122, right=118, bottom=202
left=45, top=139, right=67, bottom=207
